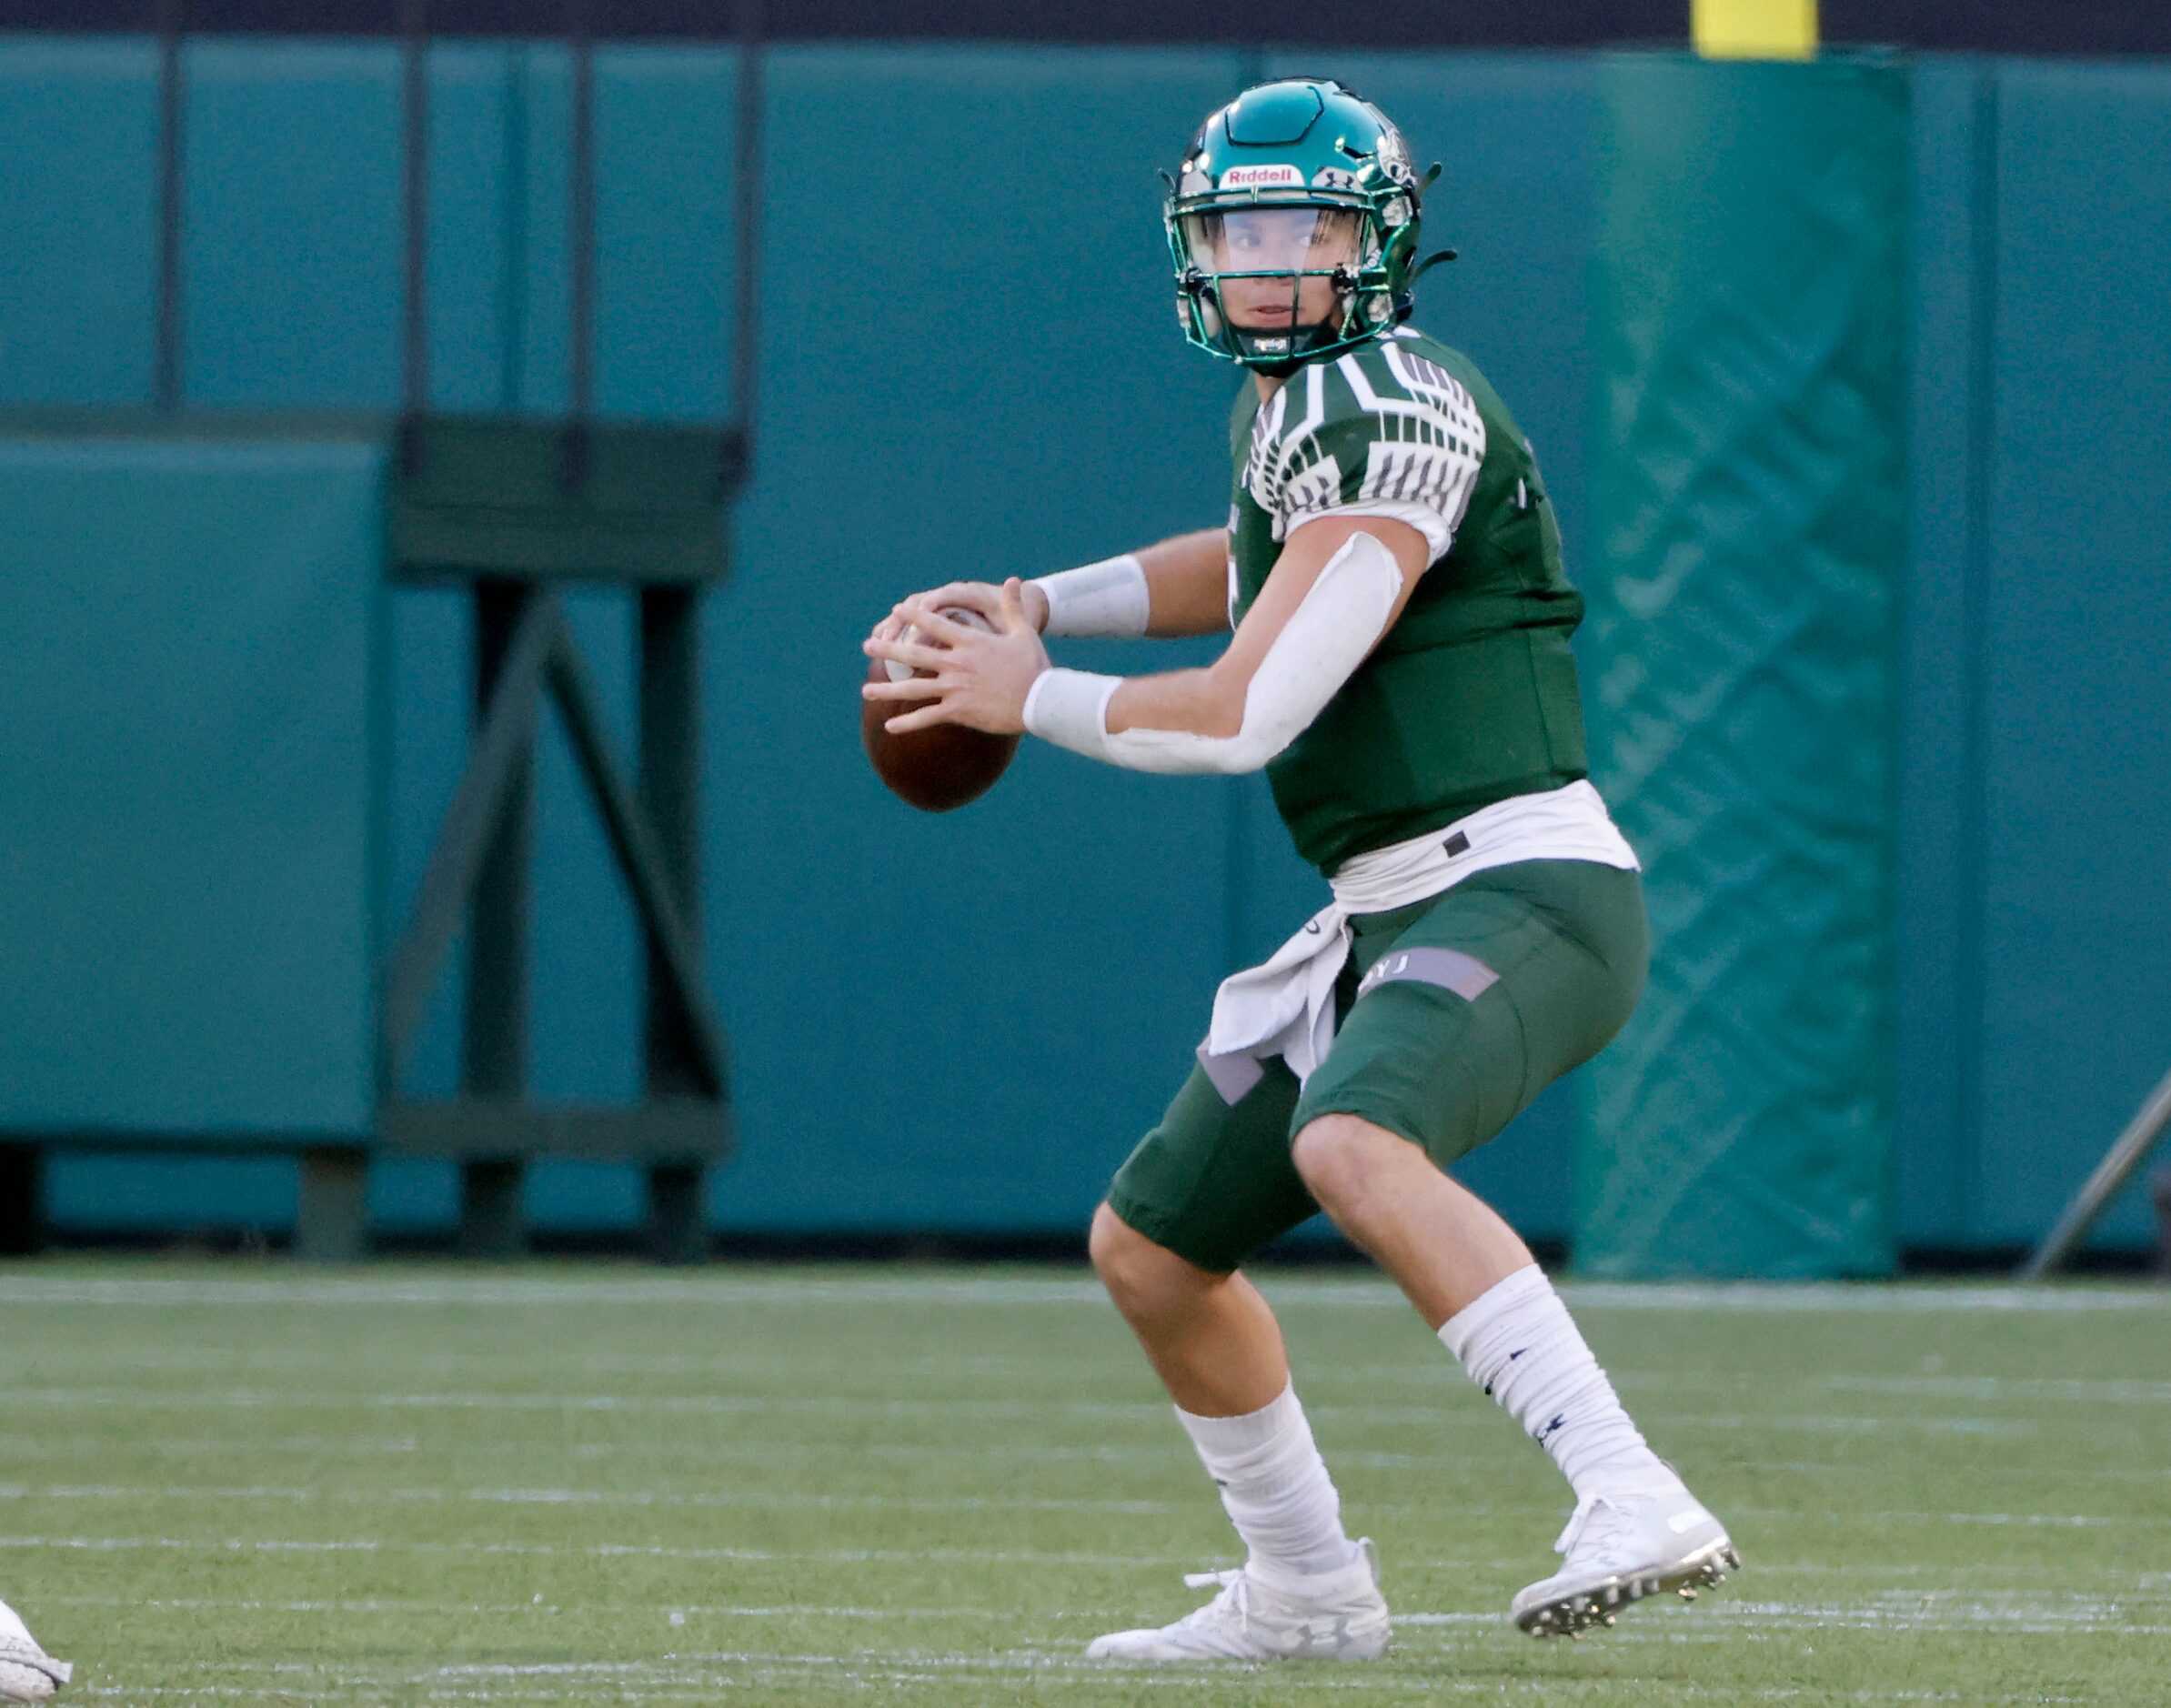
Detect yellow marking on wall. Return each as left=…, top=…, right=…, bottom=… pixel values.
left=1693, top=0, right=1820, bottom=59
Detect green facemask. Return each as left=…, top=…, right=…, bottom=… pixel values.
left=1164, top=78, right=1452, bottom=374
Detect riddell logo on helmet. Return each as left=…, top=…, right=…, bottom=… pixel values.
left=1220, top=165, right=1304, bottom=188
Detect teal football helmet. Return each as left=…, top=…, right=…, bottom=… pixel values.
left=1165, top=78, right=1451, bottom=373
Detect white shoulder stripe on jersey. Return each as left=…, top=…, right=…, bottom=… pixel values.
left=1383, top=343, right=1483, bottom=426
left=1251, top=348, right=1485, bottom=562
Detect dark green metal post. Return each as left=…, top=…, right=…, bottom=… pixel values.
left=640, top=586, right=709, bottom=1262
left=0, top=1143, right=45, bottom=1255
left=295, top=1147, right=370, bottom=1262
left=461, top=579, right=534, bottom=1256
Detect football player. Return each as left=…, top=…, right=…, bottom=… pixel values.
left=865, top=77, right=1736, bottom=1660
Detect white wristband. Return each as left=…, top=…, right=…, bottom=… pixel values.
left=1022, top=667, right=1121, bottom=760
left=1030, top=553, right=1150, bottom=638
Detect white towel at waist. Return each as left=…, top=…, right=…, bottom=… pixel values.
left=1196, top=780, right=1639, bottom=1100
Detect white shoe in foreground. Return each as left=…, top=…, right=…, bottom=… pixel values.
left=1086, top=1539, right=1390, bottom=1662
left=1512, top=1483, right=1739, bottom=1639
left=0, top=1600, right=71, bottom=1703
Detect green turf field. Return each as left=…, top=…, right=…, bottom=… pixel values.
left=1, top=1262, right=2166, bottom=1705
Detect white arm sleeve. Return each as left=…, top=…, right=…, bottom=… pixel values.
left=1021, top=530, right=1402, bottom=776
left=1028, top=553, right=1151, bottom=638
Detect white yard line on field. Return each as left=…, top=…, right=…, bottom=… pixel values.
left=1745, top=1505, right=2171, bottom=1534
left=59, top=1691, right=2099, bottom=1706
left=0, top=1434, right=435, bottom=1460
left=5, top=1390, right=1401, bottom=1431
left=0, top=1274, right=1110, bottom=1310
left=43, top=1586, right=2171, bottom=1632
left=7, top=1482, right=2161, bottom=1530
left=0, top=1533, right=1205, bottom=1567
left=0, top=1385, right=2066, bottom=1443
left=0, top=1430, right=1224, bottom=1471
left=34, top=1592, right=1063, bottom=1622
left=1556, top=1282, right=2166, bottom=1314
left=312, top=1693, right=1602, bottom=1704
left=1824, top=1372, right=2171, bottom=1404
left=0, top=1427, right=1438, bottom=1475
left=8, top=1509, right=2166, bottom=1571
left=0, top=1271, right=2161, bottom=1312
left=1626, top=1412, right=2039, bottom=1438
left=54, top=1650, right=2100, bottom=1704
left=0, top=1482, right=1182, bottom=1517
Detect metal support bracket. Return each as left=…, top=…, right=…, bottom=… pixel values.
left=376, top=579, right=732, bottom=1260
left=2019, top=1061, right=2171, bottom=1279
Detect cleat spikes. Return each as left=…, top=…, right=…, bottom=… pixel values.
left=1512, top=1496, right=1741, bottom=1640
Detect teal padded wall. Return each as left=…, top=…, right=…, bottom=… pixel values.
left=0, top=436, right=386, bottom=1138
left=0, top=37, right=159, bottom=404
left=1965, top=63, right=2171, bottom=1246
left=185, top=45, right=405, bottom=407
left=1582, top=55, right=1910, bottom=1277
left=7, top=39, right=2171, bottom=1253
left=1892, top=59, right=2171, bottom=1253
left=1891, top=56, right=1987, bottom=1252
left=707, top=45, right=1244, bottom=1232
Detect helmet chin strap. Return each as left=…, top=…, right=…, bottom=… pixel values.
left=1232, top=267, right=1377, bottom=373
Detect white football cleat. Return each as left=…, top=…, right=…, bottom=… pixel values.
left=0, top=1600, right=70, bottom=1703
left=1085, top=1539, right=1390, bottom=1663
left=1512, top=1482, right=1739, bottom=1639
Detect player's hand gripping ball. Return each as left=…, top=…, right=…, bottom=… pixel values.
left=861, top=578, right=1044, bottom=812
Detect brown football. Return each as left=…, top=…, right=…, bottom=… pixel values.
left=861, top=608, right=1022, bottom=812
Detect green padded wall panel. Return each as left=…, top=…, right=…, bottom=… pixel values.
left=0, top=37, right=159, bottom=406
left=1967, top=62, right=2171, bottom=1247
left=701, top=45, right=1248, bottom=1233
left=0, top=436, right=386, bottom=1138
left=1580, top=55, right=1909, bottom=1278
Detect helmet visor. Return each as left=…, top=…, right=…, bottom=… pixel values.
left=1177, top=206, right=1362, bottom=277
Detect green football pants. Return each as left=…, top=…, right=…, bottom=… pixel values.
left=1106, top=858, right=1648, bottom=1273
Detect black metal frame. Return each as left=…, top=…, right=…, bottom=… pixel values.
left=2019, top=1065, right=2171, bottom=1280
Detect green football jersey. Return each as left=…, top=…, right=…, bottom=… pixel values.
left=1229, top=328, right=1589, bottom=872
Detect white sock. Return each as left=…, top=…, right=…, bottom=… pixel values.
left=1439, top=1264, right=1673, bottom=1500
left=1176, top=1383, right=1363, bottom=1589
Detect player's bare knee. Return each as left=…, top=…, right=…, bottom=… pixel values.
left=1091, top=1202, right=1208, bottom=1320
left=1088, top=1201, right=1155, bottom=1296
left=1089, top=1202, right=1164, bottom=1296
left=1292, top=1114, right=1412, bottom=1221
